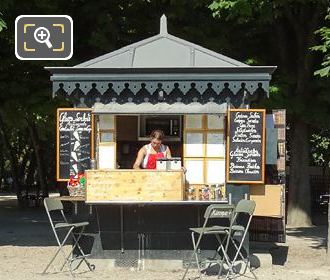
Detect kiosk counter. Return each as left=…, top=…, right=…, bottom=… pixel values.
left=85, top=169, right=185, bottom=202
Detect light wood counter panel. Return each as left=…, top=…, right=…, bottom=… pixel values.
left=86, top=169, right=185, bottom=202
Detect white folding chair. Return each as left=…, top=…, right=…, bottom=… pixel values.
left=43, top=198, right=95, bottom=277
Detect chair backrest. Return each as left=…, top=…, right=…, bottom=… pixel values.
left=44, top=197, right=63, bottom=212
left=234, top=199, right=256, bottom=215
left=43, top=198, right=66, bottom=244
left=201, top=201, right=255, bottom=231
left=227, top=199, right=256, bottom=233
left=204, top=204, right=234, bottom=220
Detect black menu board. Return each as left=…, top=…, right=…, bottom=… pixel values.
left=57, top=108, right=94, bottom=181
left=226, top=109, right=265, bottom=184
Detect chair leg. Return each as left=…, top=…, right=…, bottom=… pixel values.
left=73, top=258, right=84, bottom=271
left=206, top=233, right=226, bottom=271
left=225, top=234, right=250, bottom=279
left=59, top=227, right=84, bottom=272
left=70, top=228, right=94, bottom=272
left=42, top=246, right=62, bottom=274
left=191, top=232, right=203, bottom=280
left=182, top=231, right=204, bottom=280
left=243, top=259, right=248, bottom=274
left=214, top=234, right=232, bottom=278
left=58, top=230, right=76, bottom=277
left=229, top=236, right=249, bottom=274
left=216, top=236, right=236, bottom=279
left=43, top=227, right=74, bottom=276
left=59, top=246, right=75, bottom=278
left=61, top=231, right=82, bottom=269
left=246, top=259, right=257, bottom=280
left=229, top=235, right=258, bottom=279
left=182, top=251, right=195, bottom=280
left=217, top=235, right=246, bottom=279
left=60, top=226, right=94, bottom=273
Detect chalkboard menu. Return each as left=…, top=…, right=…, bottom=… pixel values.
left=226, top=109, right=265, bottom=184
left=57, top=109, right=94, bottom=181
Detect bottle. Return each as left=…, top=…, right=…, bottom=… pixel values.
left=201, top=185, right=210, bottom=201
left=90, top=158, right=96, bottom=169
left=198, top=189, right=203, bottom=201
left=215, top=184, right=221, bottom=201
left=187, top=186, right=195, bottom=201
left=210, top=184, right=216, bottom=200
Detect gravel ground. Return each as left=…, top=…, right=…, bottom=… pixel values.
left=0, top=194, right=329, bottom=280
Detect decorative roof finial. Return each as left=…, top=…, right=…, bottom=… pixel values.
left=160, top=14, right=167, bottom=35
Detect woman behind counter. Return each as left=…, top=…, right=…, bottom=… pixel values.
left=133, top=129, right=172, bottom=169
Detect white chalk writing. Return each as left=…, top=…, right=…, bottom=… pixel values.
left=229, top=111, right=263, bottom=179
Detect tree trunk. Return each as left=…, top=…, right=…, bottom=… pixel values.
left=327, top=189, right=330, bottom=263
left=283, top=3, right=324, bottom=228
left=25, top=153, right=36, bottom=188
left=287, top=118, right=312, bottom=227
left=0, top=113, right=22, bottom=199
left=26, top=118, right=49, bottom=198
left=0, top=142, right=4, bottom=189
left=19, top=147, right=32, bottom=187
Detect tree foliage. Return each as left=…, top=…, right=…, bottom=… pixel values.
left=0, top=0, right=243, bottom=198
left=1, top=0, right=330, bottom=223
left=311, top=131, right=330, bottom=169
left=313, top=9, right=330, bottom=77
left=209, top=0, right=330, bottom=226
left=0, top=12, right=6, bottom=32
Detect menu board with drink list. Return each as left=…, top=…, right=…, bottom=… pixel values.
left=226, top=109, right=266, bottom=184
left=56, top=108, right=94, bottom=181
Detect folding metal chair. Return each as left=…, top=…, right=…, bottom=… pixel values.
left=183, top=200, right=257, bottom=280
left=182, top=204, right=235, bottom=280
left=43, top=198, right=95, bottom=277
left=219, top=199, right=257, bottom=280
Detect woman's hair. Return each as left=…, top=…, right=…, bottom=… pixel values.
left=150, top=129, right=165, bottom=140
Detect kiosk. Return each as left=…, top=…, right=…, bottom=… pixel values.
left=46, top=15, right=284, bottom=269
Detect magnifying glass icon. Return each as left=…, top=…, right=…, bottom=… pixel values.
left=34, top=27, right=53, bottom=49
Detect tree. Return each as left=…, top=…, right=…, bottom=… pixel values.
left=311, top=132, right=330, bottom=178
left=313, top=9, right=330, bottom=77
left=0, top=12, right=6, bottom=32
left=0, top=1, right=68, bottom=198
left=313, top=8, right=330, bottom=262
left=0, top=0, right=238, bottom=198
left=1, top=0, right=328, bottom=224
left=209, top=0, right=329, bottom=227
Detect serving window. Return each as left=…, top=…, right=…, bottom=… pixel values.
left=183, top=114, right=226, bottom=188
left=97, top=115, right=116, bottom=169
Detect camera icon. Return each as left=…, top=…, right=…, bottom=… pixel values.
left=15, top=15, right=73, bottom=60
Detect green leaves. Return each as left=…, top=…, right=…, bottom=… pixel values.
left=314, top=66, right=330, bottom=77
left=209, top=0, right=273, bottom=24
left=311, top=131, right=330, bottom=167
left=0, top=12, right=6, bottom=32
left=209, top=0, right=330, bottom=129
left=313, top=9, right=330, bottom=77
left=209, top=0, right=254, bottom=23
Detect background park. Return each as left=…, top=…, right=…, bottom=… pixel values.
left=1, top=0, right=330, bottom=279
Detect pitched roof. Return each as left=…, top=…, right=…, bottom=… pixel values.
left=75, top=15, right=248, bottom=69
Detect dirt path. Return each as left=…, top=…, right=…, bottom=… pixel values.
left=0, top=195, right=329, bottom=279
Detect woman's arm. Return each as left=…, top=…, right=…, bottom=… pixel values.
left=166, top=146, right=172, bottom=159
left=133, top=147, right=146, bottom=169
